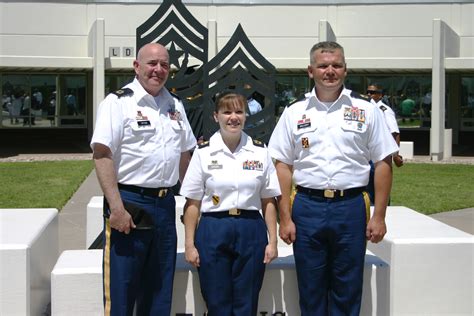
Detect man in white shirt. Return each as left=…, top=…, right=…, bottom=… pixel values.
left=269, top=41, right=398, bottom=316
left=91, top=43, right=196, bottom=316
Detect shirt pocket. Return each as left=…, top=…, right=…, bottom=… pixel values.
left=340, top=119, right=368, bottom=134
left=340, top=119, right=368, bottom=146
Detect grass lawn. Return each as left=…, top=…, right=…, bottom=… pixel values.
left=0, top=160, right=94, bottom=210
left=391, top=163, right=474, bottom=214
left=0, top=160, right=472, bottom=215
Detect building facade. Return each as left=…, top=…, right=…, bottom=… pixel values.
left=1, top=0, right=473, bottom=158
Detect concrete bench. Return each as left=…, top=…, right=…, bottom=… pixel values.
left=50, top=247, right=387, bottom=316
left=86, top=197, right=473, bottom=315
left=0, top=208, right=59, bottom=316
left=367, top=206, right=473, bottom=316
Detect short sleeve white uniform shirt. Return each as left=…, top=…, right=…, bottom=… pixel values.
left=91, top=78, right=196, bottom=188
left=371, top=99, right=400, bottom=135
left=180, top=131, right=281, bottom=213
left=268, top=88, right=398, bottom=190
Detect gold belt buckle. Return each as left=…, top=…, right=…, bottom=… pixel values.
left=158, top=189, right=168, bottom=198
left=229, top=208, right=241, bottom=216
left=324, top=189, right=335, bottom=198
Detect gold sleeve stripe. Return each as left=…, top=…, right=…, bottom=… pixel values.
left=103, top=219, right=112, bottom=315
left=362, top=191, right=371, bottom=225
left=362, top=191, right=371, bottom=248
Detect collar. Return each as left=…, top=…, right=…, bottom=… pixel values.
left=305, top=87, right=353, bottom=111
left=126, top=78, right=175, bottom=109
left=208, top=131, right=253, bottom=155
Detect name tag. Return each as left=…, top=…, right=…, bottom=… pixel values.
left=131, top=120, right=155, bottom=131
left=137, top=120, right=151, bottom=127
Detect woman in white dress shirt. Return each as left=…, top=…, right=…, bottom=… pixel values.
left=180, top=91, right=280, bottom=316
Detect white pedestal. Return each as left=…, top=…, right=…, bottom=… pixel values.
left=399, top=141, right=414, bottom=159
left=51, top=250, right=103, bottom=316
left=0, top=208, right=59, bottom=316
left=444, top=128, right=452, bottom=159
left=86, top=196, right=103, bottom=248
left=367, top=206, right=473, bottom=316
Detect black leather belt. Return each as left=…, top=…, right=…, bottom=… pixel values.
left=118, top=183, right=170, bottom=198
left=296, top=185, right=365, bottom=200
left=201, top=209, right=260, bottom=218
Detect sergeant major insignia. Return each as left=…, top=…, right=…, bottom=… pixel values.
left=112, top=88, right=133, bottom=98
left=252, top=139, right=265, bottom=147
left=198, top=141, right=210, bottom=149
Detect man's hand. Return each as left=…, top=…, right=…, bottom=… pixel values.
left=109, top=208, right=136, bottom=234
left=264, top=243, right=278, bottom=264
left=185, top=245, right=200, bottom=268
left=366, top=216, right=387, bottom=243
left=393, top=154, right=404, bottom=167
left=279, top=219, right=296, bottom=245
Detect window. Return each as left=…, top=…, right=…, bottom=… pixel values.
left=275, top=74, right=311, bottom=115
left=461, top=76, right=474, bottom=131
left=105, top=73, right=135, bottom=95
left=365, top=75, right=432, bottom=129
left=1, top=73, right=87, bottom=128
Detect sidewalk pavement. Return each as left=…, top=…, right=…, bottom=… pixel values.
left=56, top=157, right=473, bottom=253
left=59, top=168, right=102, bottom=252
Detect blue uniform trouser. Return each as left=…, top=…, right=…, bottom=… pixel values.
left=292, top=191, right=370, bottom=316
left=102, top=189, right=177, bottom=316
left=195, top=211, right=268, bottom=316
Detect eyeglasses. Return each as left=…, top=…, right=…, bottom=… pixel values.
left=366, top=90, right=382, bottom=95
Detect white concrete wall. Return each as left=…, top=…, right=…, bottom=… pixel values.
left=1, top=2, right=473, bottom=70
left=0, top=208, right=59, bottom=316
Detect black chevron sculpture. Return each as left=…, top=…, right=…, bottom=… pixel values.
left=202, top=24, right=276, bottom=142
left=136, top=0, right=208, bottom=139
left=134, top=0, right=275, bottom=143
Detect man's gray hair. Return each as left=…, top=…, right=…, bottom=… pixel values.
left=310, top=41, right=345, bottom=64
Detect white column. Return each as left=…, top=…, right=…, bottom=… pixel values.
left=430, top=19, right=445, bottom=161
left=319, top=20, right=336, bottom=42
left=207, top=20, right=217, bottom=60
left=91, top=18, right=105, bottom=136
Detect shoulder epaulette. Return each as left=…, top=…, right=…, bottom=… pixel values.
left=379, top=105, right=387, bottom=112
left=350, top=91, right=370, bottom=102
left=287, top=94, right=306, bottom=107
left=198, top=141, right=209, bottom=149
left=111, top=88, right=133, bottom=98
left=169, top=91, right=181, bottom=101
left=252, top=139, right=265, bottom=148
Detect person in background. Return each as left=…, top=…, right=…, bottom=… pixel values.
left=366, top=83, right=403, bottom=204
left=10, top=90, right=23, bottom=125
left=247, top=94, right=263, bottom=115
left=269, top=41, right=398, bottom=316
left=400, top=94, right=416, bottom=123
left=65, top=90, right=78, bottom=115
left=180, top=91, right=280, bottom=315
left=21, top=91, right=33, bottom=126
left=90, top=43, right=196, bottom=316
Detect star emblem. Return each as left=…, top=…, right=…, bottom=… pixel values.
left=168, top=42, right=184, bottom=68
